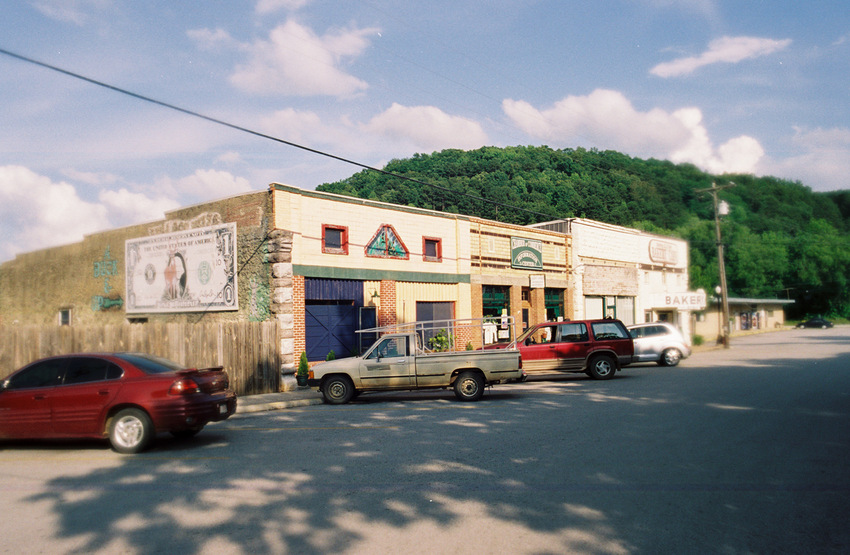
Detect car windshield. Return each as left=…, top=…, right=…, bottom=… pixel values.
left=114, top=353, right=186, bottom=374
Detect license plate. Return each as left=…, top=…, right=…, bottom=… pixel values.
left=219, top=403, right=228, bottom=415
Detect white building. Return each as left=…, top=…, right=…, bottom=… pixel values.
left=531, top=218, right=704, bottom=338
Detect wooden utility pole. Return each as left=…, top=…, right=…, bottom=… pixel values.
left=695, top=181, right=735, bottom=348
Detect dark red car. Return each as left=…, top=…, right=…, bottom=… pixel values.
left=0, top=353, right=237, bottom=453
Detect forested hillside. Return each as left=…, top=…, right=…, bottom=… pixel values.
left=317, top=146, right=850, bottom=319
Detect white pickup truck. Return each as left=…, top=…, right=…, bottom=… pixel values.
left=306, top=318, right=524, bottom=404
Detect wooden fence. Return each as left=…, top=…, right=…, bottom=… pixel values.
left=0, top=321, right=282, bottom=396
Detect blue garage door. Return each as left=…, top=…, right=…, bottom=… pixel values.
left=304, top=279, right=364, bottom=360
left=305, top=304, right=359, bottom=360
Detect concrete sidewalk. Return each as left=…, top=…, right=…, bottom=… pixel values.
left=235, top=386, right=323, bottom=414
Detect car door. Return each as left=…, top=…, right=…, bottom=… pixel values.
left=0, top=358, right=66, bottom=438
left=517, top=325, right=561, bottom=372
left=359, top=336, right=414, bottom=388
left=630, top=326, right=653, bottom=362
left=552, top=323, right=591, bottom=370
left=50, top=357, right=124, bottom=436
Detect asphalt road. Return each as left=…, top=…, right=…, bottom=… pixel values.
left=1, top=328, right=848, bottom=554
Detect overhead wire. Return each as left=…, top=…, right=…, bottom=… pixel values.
left=0, top=47, right=554, bottom=220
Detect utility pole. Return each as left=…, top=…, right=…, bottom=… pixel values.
left=696, top=181, right=735, bottom=348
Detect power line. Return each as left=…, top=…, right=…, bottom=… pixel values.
left=0, top=47, right=553, bottom=220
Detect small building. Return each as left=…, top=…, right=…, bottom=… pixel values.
left=695, top=297, right=794, bottom=342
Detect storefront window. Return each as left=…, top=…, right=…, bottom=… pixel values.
left=482, top=285, right=509, bottom=318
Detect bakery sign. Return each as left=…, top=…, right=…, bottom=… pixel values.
left=650, top=291, right=707, bottom=310
left=125, top=223, right=238, bottom=313
left=649, top=240, right=679, bottom=265
left=511, top=237, right=543, bottom=270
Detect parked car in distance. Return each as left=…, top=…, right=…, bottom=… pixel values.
left=0, top=353, right=237, bottom=453
left=796, top=318, right=834, bottom=329
left=627, top=322, right=691, bottom=367
left=499, top=319, right=634, bottom=380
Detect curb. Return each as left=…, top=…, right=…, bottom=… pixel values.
left=236, top=397, right=324, bottom=414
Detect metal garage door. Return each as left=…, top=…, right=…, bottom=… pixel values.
left=305, top=304, right=359, bottom=360
left=304, top=278, right=363, bottom=360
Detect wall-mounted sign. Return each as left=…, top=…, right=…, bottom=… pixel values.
left=511, top=237, right=543, bottom=270
left=125, top=223, right=238, bottom=313
left=529, top=274, right=546, bottom=289
left=649, top=240, right=679, bottom=265
left=650, top=291, right=706, bottom=310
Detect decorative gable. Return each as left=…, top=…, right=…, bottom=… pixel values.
left=366, top=224, right=409, bottom=260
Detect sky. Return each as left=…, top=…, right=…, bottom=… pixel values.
left=1, top=0, right=848, bottom=261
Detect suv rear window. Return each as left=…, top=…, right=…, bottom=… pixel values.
left=591, top=321, right=630, bottom=340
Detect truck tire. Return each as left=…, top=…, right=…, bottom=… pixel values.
left=322, top=375, right=355, bottom=404
left=453, top=371, right=485, bottom=402
left=587, top=355, right=616, bottom=380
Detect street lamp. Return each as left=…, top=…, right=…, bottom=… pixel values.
left=696, top=181, right=734, bottom=348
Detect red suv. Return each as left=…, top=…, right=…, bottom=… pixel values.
left=511, top=319, right=634, bottom=379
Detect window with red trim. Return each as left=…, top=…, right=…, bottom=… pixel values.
left=423, top=237, right=442, bottom=262
left=322, top=225, right=349, bottom=255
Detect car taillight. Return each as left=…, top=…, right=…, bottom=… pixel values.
left=169, top=378, right=201, bottom=395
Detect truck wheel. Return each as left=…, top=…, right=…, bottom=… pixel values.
left=453, top=371, right=485, bottom=402
left=587, top=355, right=616, bottom=380
left=322, top=375, right=355, bottom=404
left=108, top=408, right=154, bottom=454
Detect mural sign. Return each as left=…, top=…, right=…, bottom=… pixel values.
left=511, top=237, right=543, bottom=271
left=125, top=223, right=238, bottom=314
left=92, top=245, right=124, bottom=311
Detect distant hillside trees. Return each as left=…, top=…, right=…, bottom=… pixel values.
left=318, top=146, right=850, bottom=319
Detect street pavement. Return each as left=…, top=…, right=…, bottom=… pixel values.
left=236, top=327, right=789, bottom=414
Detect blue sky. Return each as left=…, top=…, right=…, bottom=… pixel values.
left=1, top=0, right=848, bottom=260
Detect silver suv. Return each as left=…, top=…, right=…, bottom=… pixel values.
left=627, top=322, right=691, bottom=367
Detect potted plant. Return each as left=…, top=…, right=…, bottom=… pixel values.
left=296, top=351, right=309, bottom=386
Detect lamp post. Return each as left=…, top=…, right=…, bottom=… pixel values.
left=696, top=181, right=734, bottom=348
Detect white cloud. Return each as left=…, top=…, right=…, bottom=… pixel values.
left=365, top=103, right=489, bottom=152
left=651, top=36, right=792, bottom=77
left=229, top=19, right=377, bottom=97
left=255, top=0, right=310, bottom=14
left=761, top=127, right=850, bottom=191
left=99, top=188, right=180, bottom=225
left=61, top=168, right=119, bottom=186
left=0, top=165, right=110, bottom=258
left=30, top=0, right=110, bottom=25
left=187, top=28, right=236, bottom=51
left=502, top=89, right=764, bottom=175
left=156, top=169, right=254, bottom=200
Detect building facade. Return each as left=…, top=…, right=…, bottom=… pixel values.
left=532, top=218, right=703, bottom=337
left=2, top=184, right=707, bottom=388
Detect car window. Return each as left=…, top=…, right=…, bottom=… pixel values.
left=629, top=327, right=645, bottom=339
left=591, top=321, right=630, bottom=340
left=558, top=323, right=588, bottom=343
left=5, top=359, right=66, bottom=389
left=63, top=357, right=123, bottom=385
left=114, top=353, right=184, bottom=374
left=367, top=337, right=408, bottom=359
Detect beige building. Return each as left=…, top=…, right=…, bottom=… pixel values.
left=532, top=218, right=702, bottom=337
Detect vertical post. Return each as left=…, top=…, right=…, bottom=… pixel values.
left=697, top=181, right=735, bottom=348
left=712, top=184, right=731, bottom=348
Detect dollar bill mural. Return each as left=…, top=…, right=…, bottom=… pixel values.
left=125, top=223, right=238, bottom=313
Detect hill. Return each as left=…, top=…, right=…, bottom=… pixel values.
left=317, top=146, right=850, bottom=319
